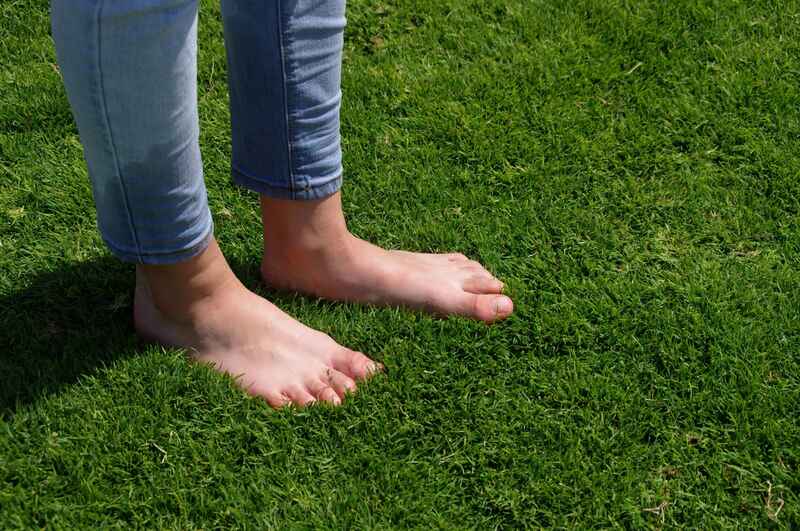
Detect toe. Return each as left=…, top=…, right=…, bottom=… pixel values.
left=264, top=392, right=292, bottom=409
left=445, top=253, right=469, bottom=262
left=458, top=293, right=514, bottom=322
left=462, top=274, right=504, bottom=294
left=324, top=368, right=357, bottom=399
left=318, top=387, right=342, bottom=405
left=332, top=349, right=382, bottom=380
left=306, top=377, right=343, bottom=405
left=460, top=261, right=492, bottom=275
left=284, top=386, right=317, bottom=408
left=462, top=259, right=486, bottom=270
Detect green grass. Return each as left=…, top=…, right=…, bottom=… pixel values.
left=1, top=0, right=799, bottom=527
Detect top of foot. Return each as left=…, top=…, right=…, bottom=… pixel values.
left=260, top=193, right=513, bottom=324
left=262, top=235, right=513, bottom=323
left=134, top=240, right=381, bottom=409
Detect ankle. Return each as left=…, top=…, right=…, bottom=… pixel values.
left=262, top=229, right=355, bottom=266
left=260, top=192, right=352, bottom=259
left=136, top=238, right=242, bottom=324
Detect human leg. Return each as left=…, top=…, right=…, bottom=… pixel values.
left=221, top=0, right=513, bottom=322
left=51, top=0, right=212, bottom=263
left=51, top=0, right=378, bottom=407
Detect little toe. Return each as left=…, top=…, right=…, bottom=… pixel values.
left=462, top=259, right=486, bottom=270
left=445, top=253, right=469, bottom=262
left=462, top=274, right=504, bottom=294
left=459, top=262, right=492, bottom=276
left=458, top=293, right=514, bottom=322
left=332, top=349, right=382, bottom=380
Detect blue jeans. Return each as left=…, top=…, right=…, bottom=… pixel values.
left=51, top=0, right=345, bottom=264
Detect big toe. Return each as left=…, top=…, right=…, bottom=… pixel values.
left=459, top=293, right=513, bottom=322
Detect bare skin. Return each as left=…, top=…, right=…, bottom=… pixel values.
left=261, top=192, right=514, bottom=323
left=134, top=191, right=512, bottom=409
left=133, top=238, right=380, bottom=408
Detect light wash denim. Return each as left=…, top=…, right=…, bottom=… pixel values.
left=51, top=0, right=345, bottom=264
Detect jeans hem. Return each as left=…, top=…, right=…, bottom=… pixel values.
left=101, top=217, right=214, bottom=265
left=232, top=165, right=342, bottom=200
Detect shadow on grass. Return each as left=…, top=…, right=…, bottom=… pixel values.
left=0, top=256, right=140, bottom=418
left=0, top=254, right=345, bottom=418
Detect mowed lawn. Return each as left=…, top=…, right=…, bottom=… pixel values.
left=2, top=0, right=799, bottom=527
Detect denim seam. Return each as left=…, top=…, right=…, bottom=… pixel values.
left=95, top=0, right=142, bottom=262
left=232, top=163, right=342, bottom=198
left=275, top=0, right=296, bottom=199
left=102, top=220, right=213, bottom=265
left=233, top=174, right=341, bottom=201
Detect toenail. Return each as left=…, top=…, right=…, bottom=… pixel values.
left=494, top=297, right=512, bottom=315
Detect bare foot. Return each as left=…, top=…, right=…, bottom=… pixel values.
left=260, top=193, right=514, bottom=323
left=133, top=238, right=380, bottom=408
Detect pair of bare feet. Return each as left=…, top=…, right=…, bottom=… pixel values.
left=133, top=193, right=513, bottom=408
